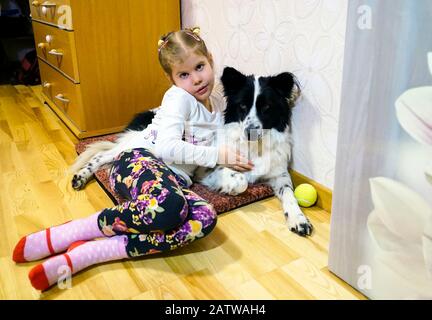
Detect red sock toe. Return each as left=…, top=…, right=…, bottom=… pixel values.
left=13, top=237, right=27, bottom=263
left=28, top=264, right=50, bottom=291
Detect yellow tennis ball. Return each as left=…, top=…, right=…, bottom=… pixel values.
left=294, top=183, right=317, bottom=207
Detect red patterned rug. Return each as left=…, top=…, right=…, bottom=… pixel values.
left=75, top=134, right=275, bottom=214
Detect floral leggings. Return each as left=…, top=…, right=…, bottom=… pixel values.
left=97, top=148, right=218, bottom=258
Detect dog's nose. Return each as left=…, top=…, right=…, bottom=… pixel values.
left=245, top=124, right=261, bottom=131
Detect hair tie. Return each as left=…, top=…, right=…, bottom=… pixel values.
left=191, top=27, right=201, bottom=36
left=158, top=38, right=169, bottom=52
left=185, top=27, right=201, bottom=42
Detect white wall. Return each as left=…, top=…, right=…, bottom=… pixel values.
left=182, top=0, right=348, bottom=188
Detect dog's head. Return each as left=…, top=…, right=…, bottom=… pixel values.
left=221, top=66, right=300, bottom=141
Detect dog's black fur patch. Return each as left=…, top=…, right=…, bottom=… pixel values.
left=221, top=66, right=298, bottom=132
left=125, top=110, right=155, bottom=131
left=221, top=67, right=255, bottom=125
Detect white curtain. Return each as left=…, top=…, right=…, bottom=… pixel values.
left=329, top=0, right=432, bottom=299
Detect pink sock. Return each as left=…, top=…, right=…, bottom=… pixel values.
left=28, top=236, right=129, bottom=291
left=13, top=212, right=105, bottom=262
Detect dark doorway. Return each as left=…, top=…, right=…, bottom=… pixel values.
left=0, top=0, right=40, bottom=85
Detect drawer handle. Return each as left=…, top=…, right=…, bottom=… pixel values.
left=55, top=94, right=70, bottom=104
left=41, top=1, right=56, bottom=15
left=41, top=1, right=56, bottom=8
left=45, top=35, right=53, bottom=44
left=48, top=49, right=64, bottom=57
left=38, top=42, right=48, bottom=49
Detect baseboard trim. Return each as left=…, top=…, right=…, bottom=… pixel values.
left=289, top=170, right=332, bottom=213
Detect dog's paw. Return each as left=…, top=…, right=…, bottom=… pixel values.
left=223, top=171, right=248, bottom=196
left=72, top=174, right=86, bottom=190
left=285, top=212, right=313, bottom=237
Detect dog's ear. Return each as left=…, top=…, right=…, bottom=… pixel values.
left=221, top=67, right=247, bottom=96
left=268, top=72, right=301, bottom=106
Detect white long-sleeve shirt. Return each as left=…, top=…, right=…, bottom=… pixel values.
left=139, top=85, right=226, bottom=186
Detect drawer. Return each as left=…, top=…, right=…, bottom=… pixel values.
left=39, top=59, right=85, bottom=130
left=33, top=21, right=79, bottom=82
left=29, top=0, right=73, bottom=30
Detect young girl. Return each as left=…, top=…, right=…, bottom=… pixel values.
left=12, top=27, right=253, bottom=291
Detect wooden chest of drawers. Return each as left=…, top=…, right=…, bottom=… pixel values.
left=29, top=0, right=180, bottom=138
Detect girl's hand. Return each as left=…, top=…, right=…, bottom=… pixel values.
left=217, top=145, right=254, bottom=172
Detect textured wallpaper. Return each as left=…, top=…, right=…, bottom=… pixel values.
left=181, top=0, right=348, bottom=188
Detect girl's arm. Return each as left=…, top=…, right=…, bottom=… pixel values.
left=153, top=92, right=218, bottom=168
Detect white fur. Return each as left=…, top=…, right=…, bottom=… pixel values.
left=69, top=141, right=115, bottom=174
left=243, top=78, right=262, bottom=132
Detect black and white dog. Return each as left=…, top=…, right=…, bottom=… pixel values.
left=70, top=67, right=313, bottom=236
left=195, top=67, right=312, bottom=236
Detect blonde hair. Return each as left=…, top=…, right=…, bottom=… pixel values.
left=158, top=27, right=212, bottom=79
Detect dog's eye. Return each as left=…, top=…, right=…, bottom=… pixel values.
left=261, top=105, right=270, bottom=112
left=239, top=104, right=247, bottom=110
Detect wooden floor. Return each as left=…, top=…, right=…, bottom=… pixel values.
left=0, top=85, right=366, bottom=300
